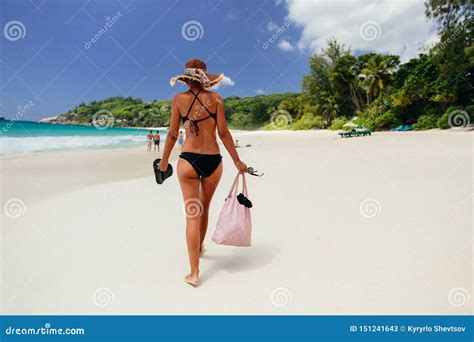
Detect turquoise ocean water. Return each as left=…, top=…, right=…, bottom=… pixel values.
left=0, top=119, right=165, bottom=156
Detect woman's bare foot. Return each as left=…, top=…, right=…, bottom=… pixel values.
left=184, top=272, right=200, bottom=287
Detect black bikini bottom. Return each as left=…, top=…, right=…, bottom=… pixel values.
left=179, top=152, right=222, bottom=178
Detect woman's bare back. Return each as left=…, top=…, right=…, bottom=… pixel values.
left=175, top=89, right=220, bottom=154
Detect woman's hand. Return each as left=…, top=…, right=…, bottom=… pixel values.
left=234, top=160, right=247, bottom=174
left=158, top=159, right=169, bottom=172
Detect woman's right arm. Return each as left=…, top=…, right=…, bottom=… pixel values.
left=158, top=95, right=181, bottom=171
left=215, top=94, right=247, bottom=173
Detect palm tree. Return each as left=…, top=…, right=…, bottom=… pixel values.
left=321, top=96, right=340, bottom=127
left=361, top=55, right=399, bottom=105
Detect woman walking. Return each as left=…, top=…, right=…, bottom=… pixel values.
left=158, top=59, right=247, bottom=286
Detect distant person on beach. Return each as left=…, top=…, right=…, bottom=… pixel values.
left=177, top=131, right=184, bottom=150
left=158, top=59, right=247, bottom=287
left=146, top=130, right=153, bottom=151
left=234, top=139, right=240, bottom=148
left=153, top=131, right=160, bottom=152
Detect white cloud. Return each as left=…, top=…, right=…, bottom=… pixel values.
left=213, top=75, right=235, bottom=89
left=267, top=21, right=279, bottom=32
left=278, top=39, right=295, bottom=52
left=254, top=89, right=265, bottom=95
left=220, top=75, right=235, bottom=86
left=286, top=0, right=439, bottom=62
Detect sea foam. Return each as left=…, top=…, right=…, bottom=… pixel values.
left=0, top=134, right=147, bottom=156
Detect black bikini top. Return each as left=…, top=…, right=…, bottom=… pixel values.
left=181, top=89, right=216, bottom=135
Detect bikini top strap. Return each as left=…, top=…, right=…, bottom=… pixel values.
left=184, top=88, right=203, bottom=118
left=193, top=94, right=214, bottom=116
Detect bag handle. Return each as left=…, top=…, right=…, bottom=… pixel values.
left=227, top=173, right=249, bottom=198
left=241, top=173, right=248, bottom=196
left=227, top=173, right=240, bottom=198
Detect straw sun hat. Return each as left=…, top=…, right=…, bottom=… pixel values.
left=170, top=59, right=224, bottom=88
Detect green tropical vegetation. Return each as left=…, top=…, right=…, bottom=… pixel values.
left=59, top=96, right=172, bottom=127
left=56, top=0, right=472, bottom=131
left=57, top=93, right=300, bottom=129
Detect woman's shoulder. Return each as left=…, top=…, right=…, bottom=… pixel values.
left=173, top=89, right=221, bottom=100
left=204, top=90, right=222, bottom=101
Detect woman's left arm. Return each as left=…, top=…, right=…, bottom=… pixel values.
left=158, top=95, right=181, bottom=171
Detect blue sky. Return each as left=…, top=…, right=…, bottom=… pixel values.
left=0, top=0, right=437, bottom=120
left=0, top=0, right=308, bottom=120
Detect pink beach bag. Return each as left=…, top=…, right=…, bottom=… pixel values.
left=212, top=173, right=252, bottom=246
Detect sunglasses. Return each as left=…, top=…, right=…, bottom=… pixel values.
left=246, top=167, right=264, bottom=177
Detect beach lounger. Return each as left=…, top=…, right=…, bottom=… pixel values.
left=391, top=125, right=412, bottom=131
left=356, top=129, right=371, bottom=136
left=338, top=129, right=371, bottom=138
left=338, top=130, right=353, bottom=138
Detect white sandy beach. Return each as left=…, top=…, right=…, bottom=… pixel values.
left=1, top=130, right=472, bottom=315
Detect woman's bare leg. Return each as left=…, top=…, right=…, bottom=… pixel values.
left=199, top=162, right=223, bottom=252
left=177, top=159, right=201, bottom=286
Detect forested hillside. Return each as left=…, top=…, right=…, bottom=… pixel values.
left=54, top=1, right=472, bottom=131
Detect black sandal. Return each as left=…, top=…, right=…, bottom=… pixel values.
left=153, top=158, right=173, bottom=184
left=237, top=193, right=253, bottom=208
